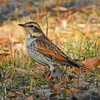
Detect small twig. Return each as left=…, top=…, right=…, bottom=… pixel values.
left=46, top=15, right=48, bottom=36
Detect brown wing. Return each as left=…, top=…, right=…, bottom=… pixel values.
left=35, top=35, right=83, bottom=68
left=36, top=35, right=67, bottom=62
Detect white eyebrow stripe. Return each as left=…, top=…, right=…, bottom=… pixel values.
left=26, top=23, right=40, bottom=28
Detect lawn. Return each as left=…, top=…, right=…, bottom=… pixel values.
left=0, top=3, right=100, bottom=100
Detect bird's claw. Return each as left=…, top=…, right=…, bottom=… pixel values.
left=47, top=69, right=63, bottom=80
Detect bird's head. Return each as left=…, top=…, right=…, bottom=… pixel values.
left=18, top=22, right=43, bottom=38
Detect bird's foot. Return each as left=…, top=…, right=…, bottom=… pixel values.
left=47, top=69, right=63, bottom=80
left=46, top=72, right=53, bottom=80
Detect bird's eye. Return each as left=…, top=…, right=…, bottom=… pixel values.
left=29, top=25, right=33, bottom=27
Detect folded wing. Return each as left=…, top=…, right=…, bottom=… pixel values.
left=36, top=35, right=83, bottom=68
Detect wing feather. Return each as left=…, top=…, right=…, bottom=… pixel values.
left=34, top=35, right=83, bottom=68
left=36, top=36, right=67, bottom=62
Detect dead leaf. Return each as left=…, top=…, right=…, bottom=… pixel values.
left=82, top=57, right=100, bottom=73
left=26, top=95, right=35, bottom=100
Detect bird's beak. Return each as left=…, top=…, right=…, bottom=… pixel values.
left=18, top=24, right=25, bottom=27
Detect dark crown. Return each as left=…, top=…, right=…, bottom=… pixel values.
left=19, top=21, right=43, bottom=33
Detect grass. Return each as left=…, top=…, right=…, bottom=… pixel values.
left=0, top=35, right=99, bottom=99
left=64, top=36, right=100, bottom=60
left=0, top=6, right=100, bottom=99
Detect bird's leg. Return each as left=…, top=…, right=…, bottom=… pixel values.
left=50, top=66, right=55, bottom=72
left=47, top=66, right=55, bottom=80
left=48, top=65, right=63, bottom=80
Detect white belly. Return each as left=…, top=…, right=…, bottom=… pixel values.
left=26, top=38, right=52, bottom=66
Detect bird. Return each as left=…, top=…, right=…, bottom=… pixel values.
left=18, top=21, right=84, bottom=79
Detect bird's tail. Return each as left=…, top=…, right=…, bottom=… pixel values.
left=65, top=58, right=84, bottom=68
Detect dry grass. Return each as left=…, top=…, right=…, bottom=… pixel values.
left=0, top=5, right=100, bottom=99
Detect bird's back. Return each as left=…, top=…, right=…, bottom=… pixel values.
left=35, top=35, right=83, bottom=68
